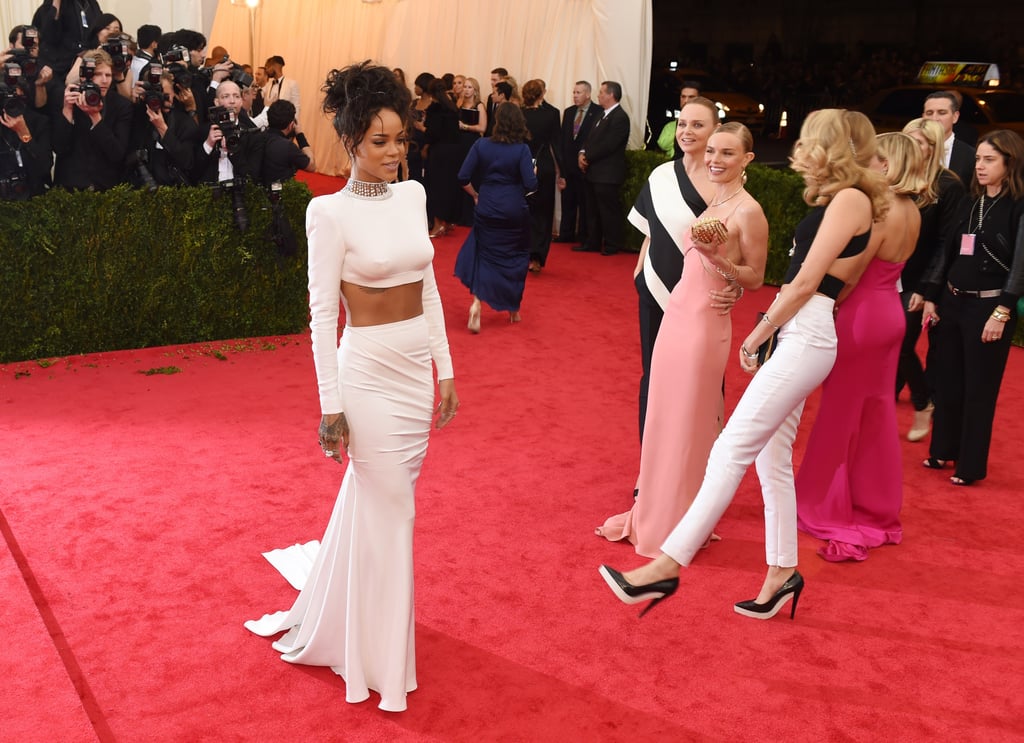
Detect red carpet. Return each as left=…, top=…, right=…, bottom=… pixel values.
left=3, top=178, right=1024, bottom=741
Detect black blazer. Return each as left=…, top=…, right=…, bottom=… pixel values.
left=948, top=138, right=976, bottom=189
left=559, top=103, right=600, bottom=177
left=581, top=105, right=630, bottom=185
left=51, top=89, right=133, bottom=191
left=193, top=111, right=265, bottom=184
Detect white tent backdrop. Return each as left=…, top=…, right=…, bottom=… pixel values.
left=208, top=0, right=652, bottom=175
left=3, top=0, right=652, bottom=176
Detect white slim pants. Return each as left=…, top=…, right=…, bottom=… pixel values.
left=661, top=295, right=838, bottom=568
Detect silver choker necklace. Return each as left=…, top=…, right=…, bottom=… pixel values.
left=343, top=179, right=392, bottom=200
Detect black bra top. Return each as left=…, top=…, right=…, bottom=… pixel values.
left=783, top=205, right=872, bottom=299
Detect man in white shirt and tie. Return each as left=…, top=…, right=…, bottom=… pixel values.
left=922, top=90, right=975, bottom=185
left=263, top=55, right=300, bottom=117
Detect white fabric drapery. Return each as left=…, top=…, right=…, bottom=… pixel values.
left=3, top=0, right=651, bottom=177
left=209, top=0, right=652, bottom=175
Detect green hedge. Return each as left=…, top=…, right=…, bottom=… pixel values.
left=623, top=150, right=807, bottom=285
left=0, top=181, right=311, bottom=363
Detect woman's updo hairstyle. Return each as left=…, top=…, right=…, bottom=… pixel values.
left=322, top=61, right=413, bottom=152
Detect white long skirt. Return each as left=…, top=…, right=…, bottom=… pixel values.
left=245, top=315, right=434, bottom=712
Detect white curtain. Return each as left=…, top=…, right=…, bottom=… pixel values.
left=3, top=0, right=652, bottom=177
left=209, top=0, right=652, bottom=175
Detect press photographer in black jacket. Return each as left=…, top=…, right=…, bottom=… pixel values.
left=52, top=49, right=132, bottom=191
left=0, top=82, right=52, bottom=199
left=127, top=66, right=200, bottom=188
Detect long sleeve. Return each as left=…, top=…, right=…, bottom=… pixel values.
left=920, top=176, right=968, bottom=301
left=457, top=139, right=479, bottom=185
left=306, top=197, right=346, bottom=413
left=421, top=264, right=454, bottom=379
left=999, top=204, right=1024, bottom=307
left=519, top=145, right=538, bottom=192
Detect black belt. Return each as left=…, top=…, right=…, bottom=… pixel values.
left=948, top=282, right=1001, bottom=299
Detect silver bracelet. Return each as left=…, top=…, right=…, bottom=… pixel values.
left=740, top=345, right=758, bottom=359
left=761, top=312, right=780, bottom=330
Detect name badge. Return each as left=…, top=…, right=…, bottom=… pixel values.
left=960, top=233, right=975, bottom=256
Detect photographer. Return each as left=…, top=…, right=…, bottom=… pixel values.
left=3, top=25, right=54, bottom=111
left=130, top=24, right=161, bottom=83
left=52, top=48, right=132, bottom=191
left=194, top=80, right=263, bottom=229
left=127, top=67, right=199, bottom=188
left=0, top=75, right=52, bottom=199
left=159, top=29, right=233, bottom=126
left=64, top=14, right=134, bottom=100
left=261, top=99, right=315, bottom=185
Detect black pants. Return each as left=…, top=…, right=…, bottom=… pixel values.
left=528, top=164, right=556, bottom=266
left=895, top=290, right=931, bottom=410
left=929, top=289, right=1016, bottom=481
left=559, top=171, right=586, bottom=243
left=636, top=272, right=665, bottom=443
left=583, top=180, right=624, bottom=253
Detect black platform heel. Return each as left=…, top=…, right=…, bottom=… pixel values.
left=599, top=565, right=679, bottom=617
left=733, top=571, right=804, bottom=620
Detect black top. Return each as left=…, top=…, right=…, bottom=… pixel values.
left=262, top=129, right=309, bottom=185
left=944, top=192, right=1024, bottom=307
left=784, top=204, right=871, bottom=299
left=902, top=169, right=966, bottom=295
left=51, top=89, right=133, bottom=191
left=458, top=107, right=479, bottom=126
left=522, top=105, right=563, bottom=175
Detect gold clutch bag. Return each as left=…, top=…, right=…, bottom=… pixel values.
left=690, top=216, right=728, bottom=245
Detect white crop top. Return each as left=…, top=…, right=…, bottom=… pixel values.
left=306, top=180, right=454, bottom=413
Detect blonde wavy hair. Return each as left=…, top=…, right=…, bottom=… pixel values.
left=876, top=132, right=934, bottom=207
left=462, top=76, right=482, bottom=108
left=789, top=108, right=889, bottom=221
left=902, top=117, right=947, bottom=187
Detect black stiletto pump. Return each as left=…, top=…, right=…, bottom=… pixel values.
left=599, top=565, right=679, bottom=617
left=733, top=571, right=804, bottom=620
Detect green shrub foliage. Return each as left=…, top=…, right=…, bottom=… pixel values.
left=0, top=182, right=311, bottom=362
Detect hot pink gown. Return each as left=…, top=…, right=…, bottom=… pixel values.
left=795, top=258, right=906, bottom=561
left=597, top=235, right=731, bottom=557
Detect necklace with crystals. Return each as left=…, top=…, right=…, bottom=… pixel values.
left=343, top=178, right=393, bottom=200
left=710, top=184, right=744, bottom=208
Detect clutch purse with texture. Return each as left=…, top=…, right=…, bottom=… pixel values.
left=690, top=216, right=728, bottom=245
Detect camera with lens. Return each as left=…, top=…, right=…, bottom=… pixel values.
left=74, top=58, right=103, bottom=108
left=0, top=151, right=28, bottom=201
left=127, top=148, right=158, bottom=192
left=138, top=63, right=166, bottom=112
left=214, top=177, right=250, bottom=232
left=198, top=55, right=254, bottom=89
left=160, top=45, right=188, bottom=65
left=208, top=104, right=245, bottom=154
left=0, top=63, right=27, bottom=118
left=101, top=35, right=132, bottom=77
left=8, top=48, right=38, bottom=80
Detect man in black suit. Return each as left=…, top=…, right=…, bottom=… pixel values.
left=574, top=80, right=630, bottom=256
left=556, top=80, right=599, bottom=244
left=923, top=90, right=975, bottom=186
left=484, top=66, right=508, bottom=137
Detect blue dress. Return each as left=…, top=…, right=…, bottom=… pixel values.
left=454, top=138, right=538, bottom=311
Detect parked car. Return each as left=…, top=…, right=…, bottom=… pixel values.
left=661, top=68, right=766, bottom=130
left=859, top=62, right=1024, bottom=139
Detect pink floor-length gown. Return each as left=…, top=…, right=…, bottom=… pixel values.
left=796, top=257, right=907, bottom=561
left=597, top=236, right=732, bottom=557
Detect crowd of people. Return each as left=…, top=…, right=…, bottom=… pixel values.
left=1, top=5, right=314, bottom=206
left=10, top=4, right=1023, bottom=715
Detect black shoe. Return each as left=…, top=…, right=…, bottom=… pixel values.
left=922, top=457, right=949, bottom=470
left=733, top=571, right=804, bottom=620
left=572, top=244, right=598, bottom=252
left=599, top=565, right=678, bottom=617
left=600, top=247, right=619, bottom=256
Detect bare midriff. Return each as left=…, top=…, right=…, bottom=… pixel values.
left=341, top=279, right=424, bottom=326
